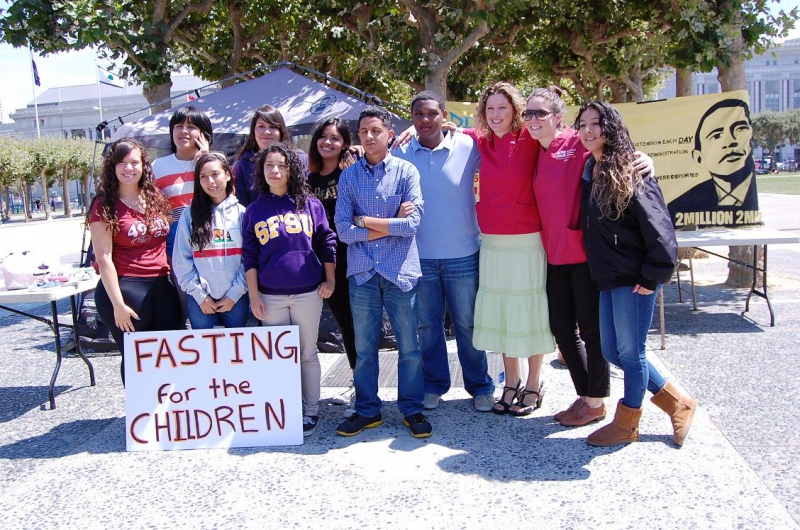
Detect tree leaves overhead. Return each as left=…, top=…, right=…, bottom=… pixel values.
left=1, top=0, right=797, bottom=105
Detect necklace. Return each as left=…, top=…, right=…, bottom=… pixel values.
left=120, top=195, right=144, bottom=211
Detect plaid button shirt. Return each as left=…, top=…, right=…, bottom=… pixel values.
left=334, top=152, right=424, bottom=292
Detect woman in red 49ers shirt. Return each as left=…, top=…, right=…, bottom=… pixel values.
left=88, top=138, right=182, bottom=383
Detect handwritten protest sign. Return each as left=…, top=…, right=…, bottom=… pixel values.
left=124, top=326, right=302, bottom=451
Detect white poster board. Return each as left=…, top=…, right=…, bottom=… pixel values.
left=124, top=326, right=302, bottom=451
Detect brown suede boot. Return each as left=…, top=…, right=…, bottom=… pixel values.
left=586, top=400, right=642, bottom=447
left=651, top=381, right=697, bottom=447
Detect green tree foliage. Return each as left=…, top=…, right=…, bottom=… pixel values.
left=0, top=136, right=93, bottom=221
left=752, top=109, right=800, bottom=157
left=784, top=108, right=800, bottom=147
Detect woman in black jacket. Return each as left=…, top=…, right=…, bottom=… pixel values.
left=577, top=100, right=697, bottom=448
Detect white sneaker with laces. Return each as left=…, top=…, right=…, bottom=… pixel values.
left=302, top=415, right=318, bottom=437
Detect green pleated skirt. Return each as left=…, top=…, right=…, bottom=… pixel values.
left=473, top=233, right=555, bottom=358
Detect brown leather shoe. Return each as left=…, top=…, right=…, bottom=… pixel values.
left=650, top=381, right=697, bottom=447
left=587, top=401, right=642, bottom=447
left=560, top=401, right=606, bottom=427
left=554, top=398, right=583, bottom=422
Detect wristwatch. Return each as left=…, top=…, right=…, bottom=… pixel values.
left=356, top=216, right=366, bottom=228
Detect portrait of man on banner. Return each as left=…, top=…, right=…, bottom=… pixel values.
left=668, top=98, right=761, bottom=228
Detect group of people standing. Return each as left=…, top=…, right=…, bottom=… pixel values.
left=87, top=80, right=698, bottom=448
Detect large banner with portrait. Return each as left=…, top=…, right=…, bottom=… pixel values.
left=446, top=90, right=762, bottom=229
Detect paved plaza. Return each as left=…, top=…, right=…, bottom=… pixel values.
left=1, top=194, right=799, bottom=529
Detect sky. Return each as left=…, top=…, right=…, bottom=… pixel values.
left=1, top=2, right=798, bottom=123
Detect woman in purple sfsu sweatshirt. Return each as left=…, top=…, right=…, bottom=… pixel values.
left=242, top=142, right=336, bottom=437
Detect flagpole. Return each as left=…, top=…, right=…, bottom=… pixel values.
left=28, top=47, right=41, bottom=138
left=94, top=63, right=105, bottom=139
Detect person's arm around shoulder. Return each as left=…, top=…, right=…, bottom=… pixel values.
left=90, top=221, right=139, bottom=331
left=633, top=173, right=678, bottom=294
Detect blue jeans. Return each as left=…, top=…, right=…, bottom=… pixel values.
left=186, top=294, right=249, bottom=329
left=349, top=274, right=424, bottom=418
left=418, top=252, right=494, bottom=397
left=599, top=285, right=666, bottom=409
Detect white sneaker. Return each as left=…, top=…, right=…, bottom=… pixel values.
left=343, top=390, right=356, bottom=419
left=422, top=393, right=441, bottom=410
left=609, top=365, right=624, bottom=379
left=473, top=393, right=495, bottom=412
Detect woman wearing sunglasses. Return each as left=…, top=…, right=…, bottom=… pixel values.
left=526, top=86, right=653, bottom=428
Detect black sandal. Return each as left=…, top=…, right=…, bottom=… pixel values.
left=493, top=379, right=522, bottom=415
left=509, top=382, right=545, bottom=417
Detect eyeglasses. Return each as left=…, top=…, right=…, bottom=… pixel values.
left=522, top=109, right=552, bottom=121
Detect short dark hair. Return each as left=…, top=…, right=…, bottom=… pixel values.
left=411, top=91, right=445, bottom=112
left=358, top=106, right=393, bottom=130
left=694, top=99, right=751, bottom=152
left=168, top=106, right=213, bottom=154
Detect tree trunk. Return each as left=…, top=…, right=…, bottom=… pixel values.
left=41, top=172, right=52, bottom=221
left=714, top=7, right=758, bottom=288
left=62, top=169, right=72, bottom=218
left=143, top=80, right=174, bottom=114
left=676, top=67, right=693, bottom=97
left=22, top=180, right=31, bottom=222
left=609, top=81, right=628, bottom=103
left=424, top=67, right=448, bottom=99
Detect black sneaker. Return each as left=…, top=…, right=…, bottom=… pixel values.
left=335, top=413, right=383, bottom=436
left=303, top=415, right=318, bottom=437
left=403, top=413, right=433, bottom=438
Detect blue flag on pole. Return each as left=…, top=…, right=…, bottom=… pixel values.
left=31, top=60, right=41, bottom=86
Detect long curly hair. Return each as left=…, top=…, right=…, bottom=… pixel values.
left=476, top=82, right=525, bottom=138
left=86, top=138, right=171, bottom=235
left=253, top=142, right=310, bottom=211
left=190, top=152, right=236, bottom=252
left=307, top=118, right=354, bottom=173
left=575, top=100, right=640, bottom=220
left=236, top=105, right=294, bottom=161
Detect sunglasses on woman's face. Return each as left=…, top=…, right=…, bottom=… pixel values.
left=522, top=109, right=552, bottom=121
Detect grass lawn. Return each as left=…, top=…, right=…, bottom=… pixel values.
left=756, top=173, right=800, bottom=195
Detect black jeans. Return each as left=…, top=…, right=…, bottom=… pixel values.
left=546, top=262, right=609, bottom=398
left=326, top=239, right=357, bottom=369
left=95, top=275, right=182, bottom=383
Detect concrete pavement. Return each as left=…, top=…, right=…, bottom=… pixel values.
left=1, top=195, right=799, bottom=528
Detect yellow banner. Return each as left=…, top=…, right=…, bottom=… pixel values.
left=447, top=91, right=762, bottom=229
